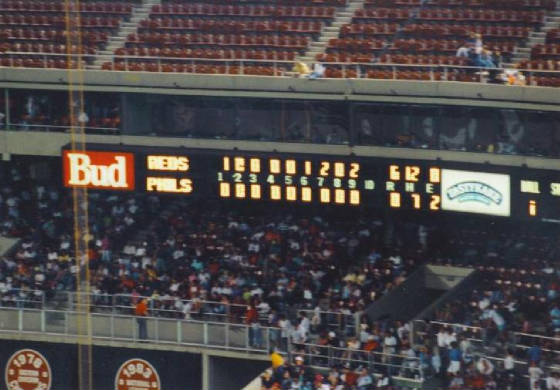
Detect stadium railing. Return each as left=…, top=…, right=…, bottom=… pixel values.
left=411, top=320, right=560, bottom=386
left=298, top=342, right=423, bottom=379
left=0, top=288, right=46, bottom=309
left=64, top=292, right=361, bottom=337
left=412, top=319, right=560, bottom=358
left=2, top=52, right=560, bottom=84
left=1, top=122, right=120, bottom=133
left=0, top=305, right=421, bottom=380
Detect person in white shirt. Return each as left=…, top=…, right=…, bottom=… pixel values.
left=546, top=372, right=560, bottom=390
left=356, top=368, right=372, bottom=390
left=299, top=312, right=310, bottom=334
left=278, top=314, right=291, bottom=349
left=529, top=362, right=544, bottom=390
left=503, top=349, right=515, bottom=373
left=383, top=330, right=397, bottom=374
left=476, top=356, right=494, bottom=376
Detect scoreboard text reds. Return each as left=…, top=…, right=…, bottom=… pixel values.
left=62, top=146, right=560, bottom=219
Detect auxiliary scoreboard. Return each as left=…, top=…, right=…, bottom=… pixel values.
left=62, top=145, right=560, bottom=220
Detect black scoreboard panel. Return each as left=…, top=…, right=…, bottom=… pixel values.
left=63, top=145, right=560, bottom=221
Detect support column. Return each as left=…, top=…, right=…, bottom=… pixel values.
left=202, top=353, right=210, bottom=390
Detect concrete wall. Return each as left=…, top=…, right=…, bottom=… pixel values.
left=0, top=339, right=202, bottom=390
left=3, top=130, right=560, bottom=171
left=1, top=68, right=559, bottom=111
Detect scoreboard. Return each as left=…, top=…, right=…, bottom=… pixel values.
left=62, top=145, right=560, bottom=220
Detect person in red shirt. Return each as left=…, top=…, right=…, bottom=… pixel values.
left=246, top=304, right=262, bottom=347
left=135, top=299, right=148, bottom=340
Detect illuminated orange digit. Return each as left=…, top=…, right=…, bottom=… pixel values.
left=430, top=195, right=440, bottom=210
left=405, top=166, right=420, bottom=182
left=389, top=192, right=401, bottom=208
left=301, top=187, right=312, bottom=202
left=349, top=163, right=360, bottom=179
left=411, top=193, right=421, bottom=209
left=429, top=167, right=441, bottom=183
left=220, top=182, right=231, bottom=198
left=389, top=165, right=400, bottom=181
left=250, top=184, right=261, bottom=199
left=528, top=200, right=537, bottom=216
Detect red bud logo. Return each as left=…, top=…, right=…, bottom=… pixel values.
left=63, top=150, right=135, bottom=190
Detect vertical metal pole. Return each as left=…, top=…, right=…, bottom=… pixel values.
left=155, top=318, right=159, bottom=342
left=225, top=323, right=229, bottom=348
left=265, top=327, right=270, bottom=352
left=203, top=322, right=209, bottom=345
left=202, top=353, right=210, bottom=390
left=65, top=311, right=69, bottom=335
left=245, top=325, right=250, bottom=349
left=4, top=89, right=9, bottom=129
left=177, top=320, right=182, bottom=344
left=41, top=310, right=46, bottom=332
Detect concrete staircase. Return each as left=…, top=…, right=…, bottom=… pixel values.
left=89, top=0, right=162, bottom=69
left=507, top=0, right=560, bottom=66
left=297, top=0, right=366, bottom=63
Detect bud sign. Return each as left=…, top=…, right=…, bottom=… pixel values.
left=63, top=150, right=135, bottom=190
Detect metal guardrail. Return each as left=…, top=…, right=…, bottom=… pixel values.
left=63, top=292, right=360, bottom=337
left=412, top=319, right=560, bottom=355
left=0, top=306, right=278, bottom=353
left=299, top=342, right=423, bottom=379
left=2, top=51, right=560, bottom=83
left=0, top=289, right=46, bottom=309
left=3, top=122, right=119, bottom=133
left=0, top=306, right=422, bottom=380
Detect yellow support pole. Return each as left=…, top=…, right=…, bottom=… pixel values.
left=64, top=0, right=92, bottom=389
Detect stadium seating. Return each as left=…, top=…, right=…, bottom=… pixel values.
left=100, top=0, right=343, bottom=74
left=1, top=0, right=560, bottom=81
left=0, top=0, right=136, bottom=68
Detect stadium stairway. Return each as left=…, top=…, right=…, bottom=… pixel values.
left=507, top=0, right=560, bottom=65
left=90, top=0, right=162, bottom=69
left=297, top=0, right=367, bottom=64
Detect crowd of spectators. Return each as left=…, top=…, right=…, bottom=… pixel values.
left=262, top=349, right=409, bottom=390
left=1, top=160, right=559, bottom=389
left=429, top=219, right=560, bottom=337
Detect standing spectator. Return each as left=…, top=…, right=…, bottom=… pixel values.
left=432, top=346, right=442, bottom=377
left=529, top=362, right=544, bottom=390
left=382, top=330, right=397, bottom=375
left=447, top=342, right=462, bottom=376
left=278, top=314, right=291, bottom=352
left=135, top=298, right=148, bottom=340
left=528, top=343, right=542, bottom=364
left=546, top=372, right=560, bottom=390
left=247, top=304, right=262, bottom=348
left=449, top=372, right=465, bottom=389
left=356, top=367, right=373, bottom=390
left=550, top=303, right=560, bottom=332
left=270, top=348, right=285, bottom=370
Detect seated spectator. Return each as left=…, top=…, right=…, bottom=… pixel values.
left=308, top=63, right=326, bottom=79
left=293, top=62, right=311, bottom=77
